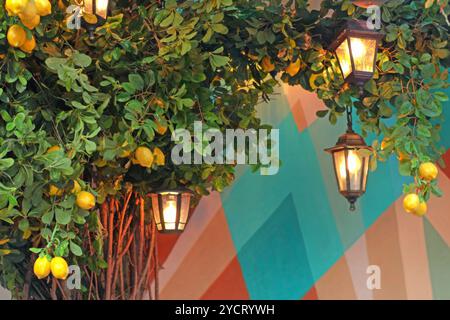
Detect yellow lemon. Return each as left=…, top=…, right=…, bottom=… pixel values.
left=76, top=191, right=96, bottom=210
left=46, top=145, right=61, bottom=154
left=5, top=0, right=28, bottom=16
left=135, top=146, right=154, bottom=168
left=33, top=256, right=51, bottom=280
left=71, top=180, right=81, bottom=194
left=7, top=24, right=27, bottom=48
left=412, top=201, right=427, bottom=217
left=19, top=13, right=40, bottom=30
left=19, top=35, right=36, bottom=53
left=153, top=147, right=165, bottom=166
left=403, top=193, right=420, bottom=213
left=34, top=0, right=51, bottom=16
left=419, top=162, right=438, bottom=181
left=285, top=58, right=301, bottom=77
left=261, top=56, right=275, bottom=73
left=50, top=257, right=69, bottom=280
left=48, top=184, right=63, bottom=196
left=19, top=0, right=37, bottom=18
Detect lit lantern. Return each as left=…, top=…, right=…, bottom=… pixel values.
left=325, top=107, right=373, bottom=211
left=149, top=189, right=194, bottom=233
left=81, top=0, right=110, bottom=40
left=330, top=20, right=383, bottom=86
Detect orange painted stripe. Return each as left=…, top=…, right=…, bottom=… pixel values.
left=365, top=206, right=408, bottom=299
left=201, top=257, right=249, bottom=300
left=394, top=199, right=433, bottom=299
left=315, top=255, right=357, bottom=300
left=159, top=207, right=237, bottom=299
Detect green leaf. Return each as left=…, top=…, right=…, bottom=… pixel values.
left=55, top=208, right=71, bottom=225
left=128, top=74, right=144, bottom=91
left=70, top=241, right=83, bottom=257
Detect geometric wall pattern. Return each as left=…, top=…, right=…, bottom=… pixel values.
left=154, top=83, right=450, bottom=300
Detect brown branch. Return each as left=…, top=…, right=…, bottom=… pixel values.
left=105, top=197, right=116, bottom=300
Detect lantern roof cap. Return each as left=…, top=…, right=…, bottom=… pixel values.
left=325, top=130, right=373, bottom=153
left=329, top=19, right=384, bottom=51
left=150, top=187, right=194, bottom=195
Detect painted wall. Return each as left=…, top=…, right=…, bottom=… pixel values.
left=155, top=82, right=450, bottom=300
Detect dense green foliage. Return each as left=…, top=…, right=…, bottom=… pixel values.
left=0, top=0, right=448, bottom=298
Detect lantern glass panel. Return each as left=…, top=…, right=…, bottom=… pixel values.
left=349, top=37, right=377, bottom=73
left=96, top=0, right=109, bottom=19
left=161, top=194, right=178, bottom=231
left=84, top=0, right=94, bottom=14
left=335, top=40, right=352, bottom=79
left=150, top=194, right=162, bottom=231
left=179, top=193, right=191, bottom=231
left=333, top=149, right=364, bottom=192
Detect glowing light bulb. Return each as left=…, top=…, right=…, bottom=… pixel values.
left=339, top=151, right=362, bottom=178
left=350, top=38, right=366, bottom=59
left=163, top=200, right=177, bottom=230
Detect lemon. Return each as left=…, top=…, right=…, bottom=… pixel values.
left=403, top=193, right=420, bottom=213
left=19, top=0, right=37, bottom=19
left=285, top=59, right=301, bottom=77
left=48, top=184, right=63, bottom=196
left=34, top=0, right=51, bottom=16
left=71, top=180, right=81, bottom=194
left=19, top=35, right=36, bottom=53
left=19, top=13, right=40, bottom=30
left=419, top=162, right=438, bottom=181
left=34, top=256, right=51, bottom=279
left=412, top=201, right=427, bottom=217
left=76, top=191, right=96, bottom=210
left=261, top=56, right=275, bottom=73
left=135, top=146, right=154, bottom=168
left=5, top=0, right=27, bottom=16
left=50, top=257, right=69, bottom=280
left=46, top=145, right=61, bottom=153
left=7, top=24, right=27, bottom=48
left=153, top=147, right=165, bottom=166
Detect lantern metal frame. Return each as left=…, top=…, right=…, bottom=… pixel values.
left=149, top=188, right=194, bottom=234
left=325, top=106, right=373, bottom=211
left=330, top=20, right=383, bottom=87
left=81, top=0, right=111, bottom=40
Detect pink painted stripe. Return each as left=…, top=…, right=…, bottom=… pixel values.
left=344, top=235, right=374, bottom=300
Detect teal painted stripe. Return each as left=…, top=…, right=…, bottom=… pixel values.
left=222, top=85, right=450, bottom=300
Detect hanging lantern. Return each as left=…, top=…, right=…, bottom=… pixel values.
left=149, top=189, right=194, bottom=233
left=81, top=0, right=110, bottom=40
left=325, top=106, right=372, bottom=211
left=330, top=20, right=383, bottom=86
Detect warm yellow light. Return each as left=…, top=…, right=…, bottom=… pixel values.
left=339, top=150, right=362, bottom=178
left=163, top=200, right=177, bottom=230
left=335, top=40, right=352, bottom=79
left=83, top=0, right=108, bottom=19
left=96, top=0, right=108, bottom=19
left=350, top=37, right=376, bottom=73
left=350, top=38, right=366, bottom=59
